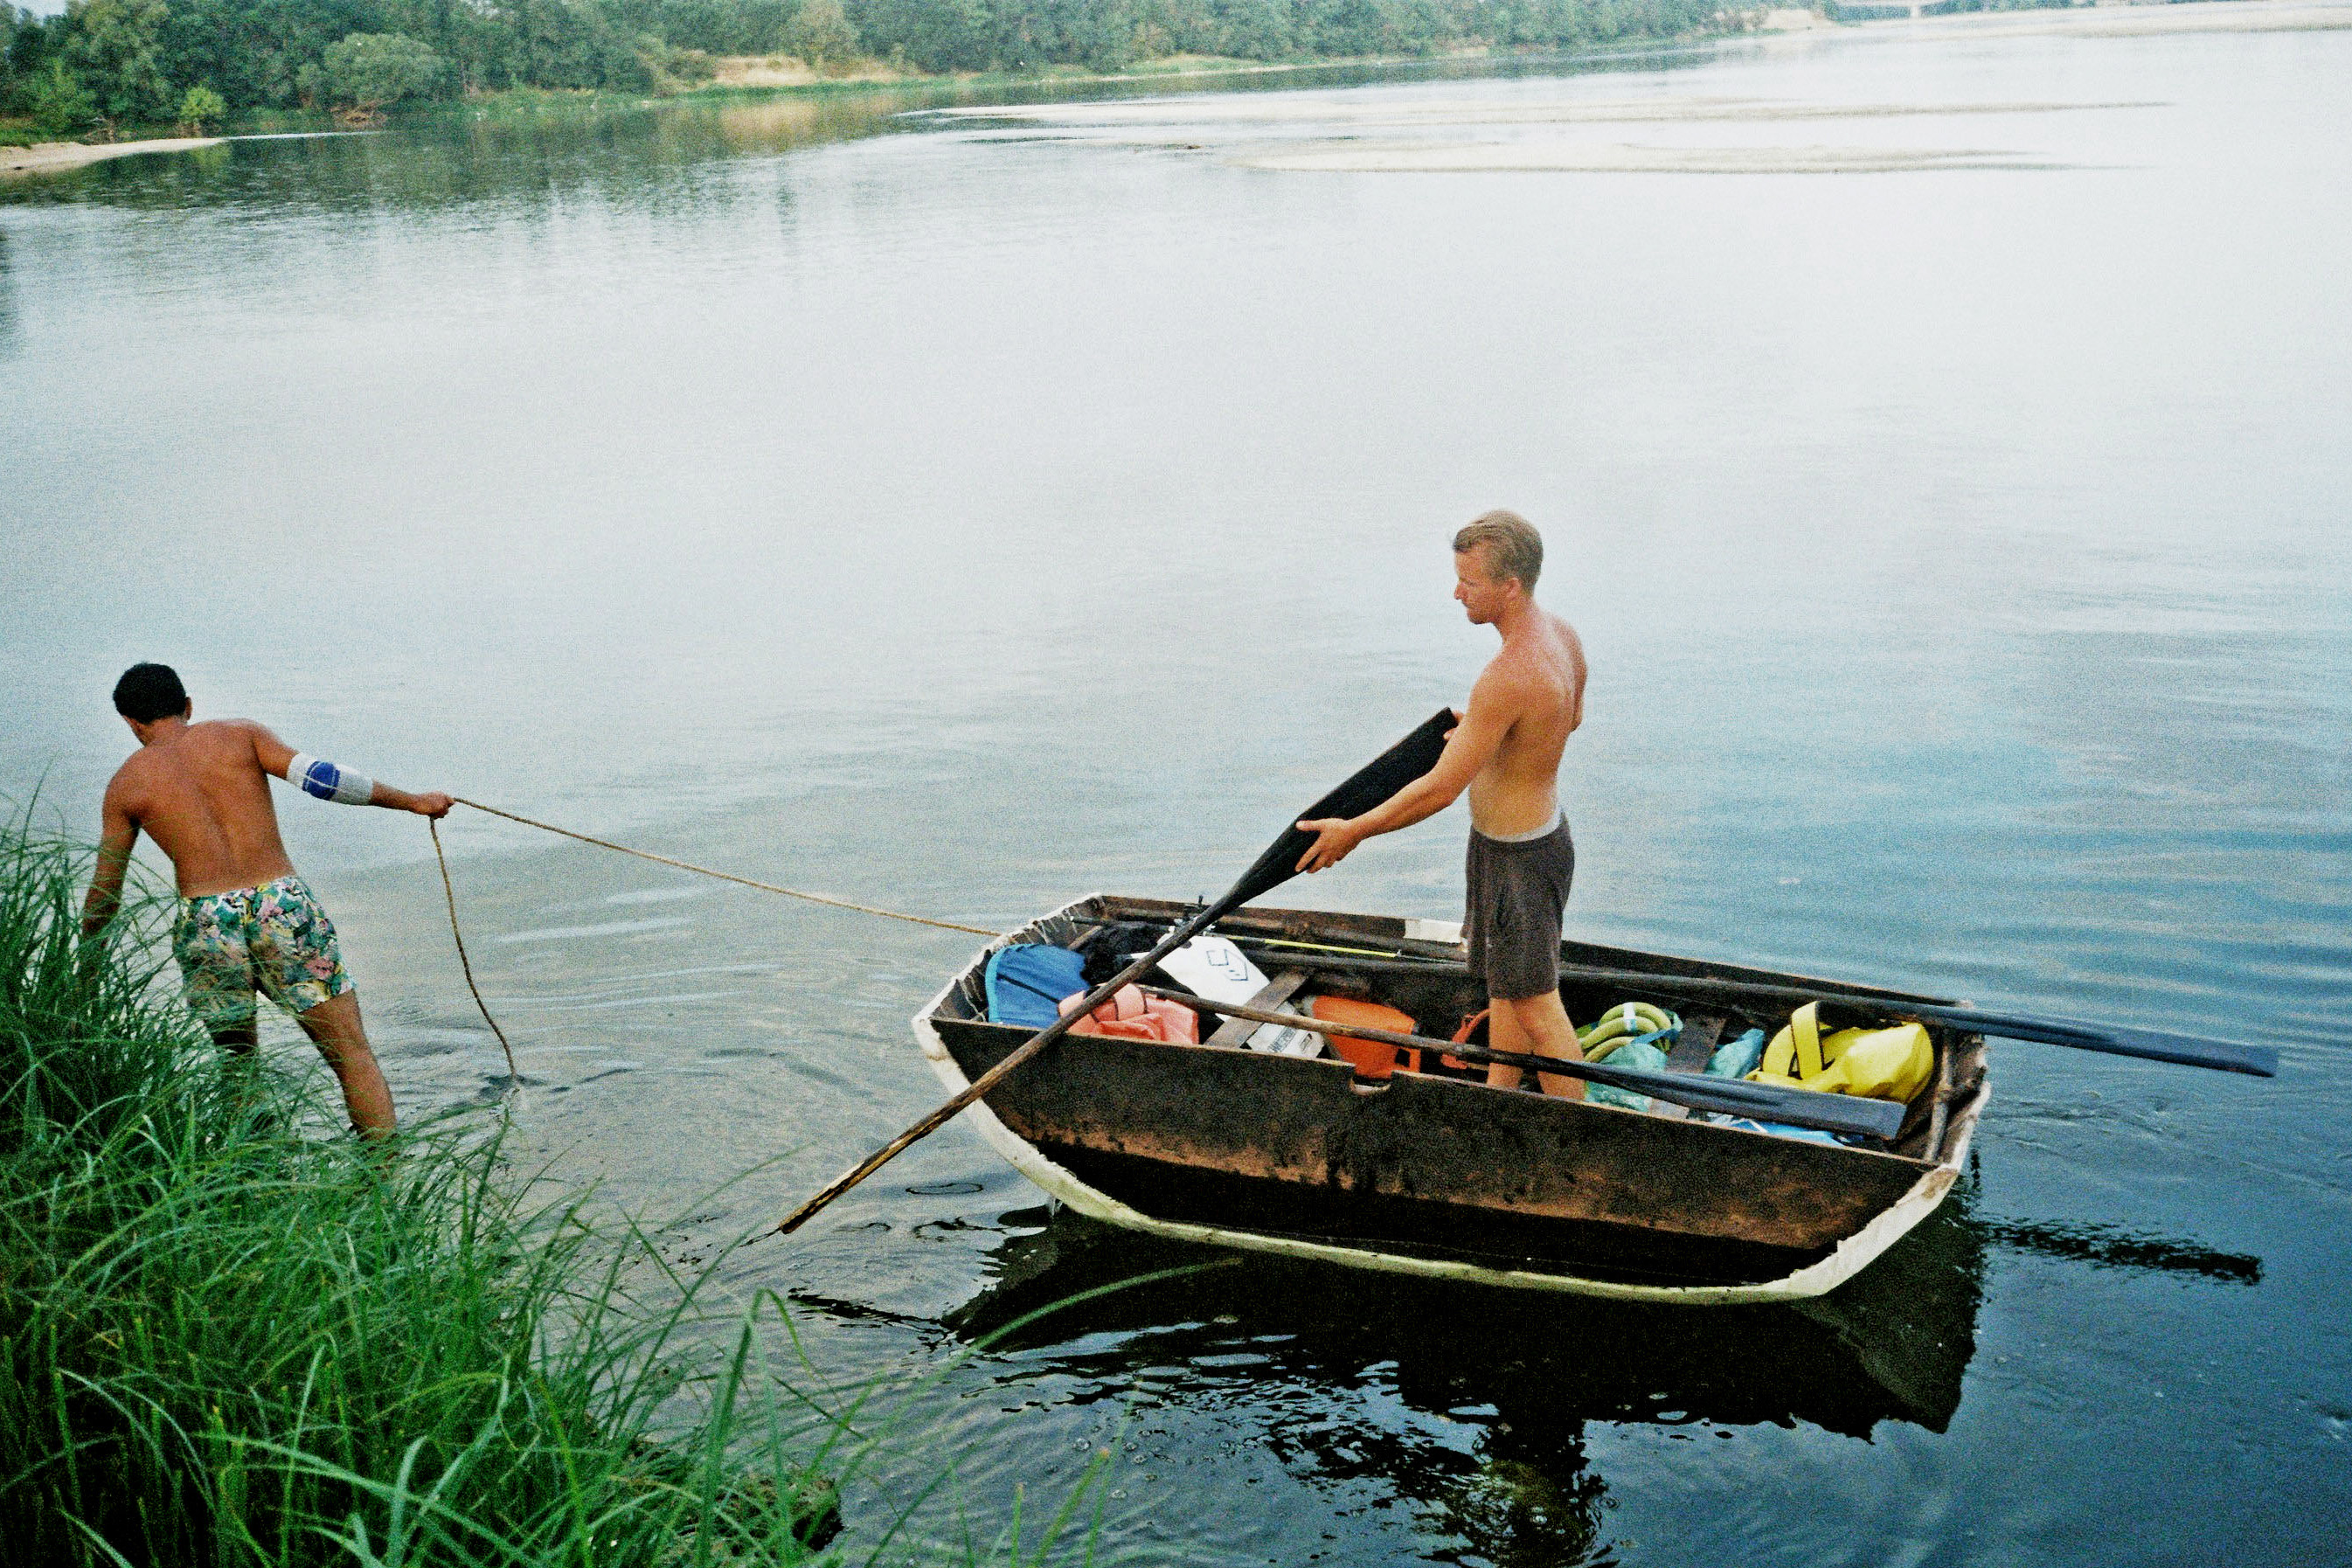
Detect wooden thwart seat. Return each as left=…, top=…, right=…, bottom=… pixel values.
left=1204, top=969, right=1310, bottom=1049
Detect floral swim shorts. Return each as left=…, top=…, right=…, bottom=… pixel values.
left=171, top=874, right=354, bottom=1030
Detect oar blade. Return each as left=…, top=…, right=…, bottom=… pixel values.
left=1588, top=1063, right=1908, bottom=1140
left=1225, top=708, right=1456, bottom=913
left=1960, top=1011, right=2279, bottom=1078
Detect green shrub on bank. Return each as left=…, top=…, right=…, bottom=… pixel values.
left=298, top=31, right=448, bottom=114
left=22, top=55, right=99, bottom=138
left=176, top=79, right=222, bottom=129
left=642, top=36, right=719, bottom=89
left=0, top=829, right=843, bottom=1565
left=64, top=0, right=172, bottom=130
left=786, top=0, right=858, bottom=71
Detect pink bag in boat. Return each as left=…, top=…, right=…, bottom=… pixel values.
left=1058, top=984, right=1199, bottom=1044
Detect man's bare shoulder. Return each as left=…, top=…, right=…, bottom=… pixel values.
left=187, top=718, right=272, bottom=756
left=1532, top=610, right=1585, bottom=682
left=103, top=740, right=178, bottom=815
left=1488, top=615, right=1578, bottom=674
left=102, top=751, right=150, bottom=801
left=1473, top=643, right=1552, bottom=708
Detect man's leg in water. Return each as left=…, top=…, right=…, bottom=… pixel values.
left=1487, top=989, right=1585, bottom=1101
left=293, top=990, right=396, bottom=1138
left=208, top=1012, right=276, bottom=1123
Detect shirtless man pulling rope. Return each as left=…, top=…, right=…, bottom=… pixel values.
left=80, top=663, right=452, bottom=1138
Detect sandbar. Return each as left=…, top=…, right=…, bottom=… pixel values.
left=3, top=136, right=222, bottom=179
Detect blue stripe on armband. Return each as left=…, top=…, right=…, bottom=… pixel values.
left=288, top=753, right=371, bottom=805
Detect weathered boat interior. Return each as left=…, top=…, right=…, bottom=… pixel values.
left=925, top=896, right=1989, bottom=1291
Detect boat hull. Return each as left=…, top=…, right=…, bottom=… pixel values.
left=913, top=895, right=1987, bottom=1303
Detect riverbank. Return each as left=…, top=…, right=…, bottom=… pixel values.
left=0, top=37, right=1730, bottom=181
left=692, top=44, right=1504, bottom=92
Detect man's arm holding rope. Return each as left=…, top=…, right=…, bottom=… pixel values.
left=250, top=725, right=454, bottom=819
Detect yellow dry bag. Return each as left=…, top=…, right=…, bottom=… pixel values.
left=1745, top=1001, right=1933, bottom=1105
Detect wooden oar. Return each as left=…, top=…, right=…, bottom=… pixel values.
left=1216, top=937, right=2280, bottom=1079
left=773, top=709, right=1460, bottom=1236
left=1139, top=988, right=1907, bottom=1141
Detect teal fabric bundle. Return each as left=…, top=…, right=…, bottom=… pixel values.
left=1705, top=1028, right=1768, bottom=1079
left=1585, top=1037, right=1671, bottom=1110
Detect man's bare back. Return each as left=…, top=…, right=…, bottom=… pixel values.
left=1462, top=605, right=1585, bottom=841
left=103, top=719, right=306, bottom=898
left=92, top=713, right=450, bottom=908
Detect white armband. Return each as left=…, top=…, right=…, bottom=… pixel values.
left=287, top=753, right=374, bottom=806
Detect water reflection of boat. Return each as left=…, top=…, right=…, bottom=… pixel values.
left=947, top=1192, right=1987, bottom=1440
left=916, top=895, right=1990, bottom=1303
left=923, top=1190, right=2259, bottom=1563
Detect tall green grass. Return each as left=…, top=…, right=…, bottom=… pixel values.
left=0, top=826, right=1112, bottom=1565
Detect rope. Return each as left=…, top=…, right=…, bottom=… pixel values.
left=430, top=816, right=520, bottom=1083
left=449, top=797, right=997, bottom=937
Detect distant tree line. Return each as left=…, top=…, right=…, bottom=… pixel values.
left=857, top=0, right=1722, bottom=73
left=3, top=0, right=1724, bottom=138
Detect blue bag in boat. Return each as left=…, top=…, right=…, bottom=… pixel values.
left=1707, top=1114, right=1874, bottom=1148
left=984, top=944, right=1087, bottom=1029
left=1710, top=1116, right=1847, bottom=1146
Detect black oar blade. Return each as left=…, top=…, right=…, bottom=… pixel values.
left=1960, top=1011, right=2279, bottom=1078
left=1223, top=708, right=1455, bottom=914
left=1579, top=1062, right=1907, bottom=1140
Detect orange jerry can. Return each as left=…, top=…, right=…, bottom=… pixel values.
left=1308, top=996, right=1421, bottom=1079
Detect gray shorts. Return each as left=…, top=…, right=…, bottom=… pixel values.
left=1464, top=817, right=1575, bottom=1002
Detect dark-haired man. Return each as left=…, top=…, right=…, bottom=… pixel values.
left=80, top=663, right=451, bottom=1137
left=1294, top=510, right=1589, bottom=1097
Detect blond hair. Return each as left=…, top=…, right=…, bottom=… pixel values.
left=1453, top=510, right=1543, bottom=591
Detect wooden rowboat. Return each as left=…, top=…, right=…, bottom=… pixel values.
left=913, top=893, right=1988, bottom=1305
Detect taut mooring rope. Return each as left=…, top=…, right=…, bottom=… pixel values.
left=427, top=798, right=996, bottom=1086
left=448, top=798, right=996, bottom=936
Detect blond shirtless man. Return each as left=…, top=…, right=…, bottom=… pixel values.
left=80, top=663, right=452, bottom=1138
left=1295, top=511, right=1589, bottom=1098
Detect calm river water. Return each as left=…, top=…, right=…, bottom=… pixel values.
left=5, top=9, right=2349, bottom=1563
